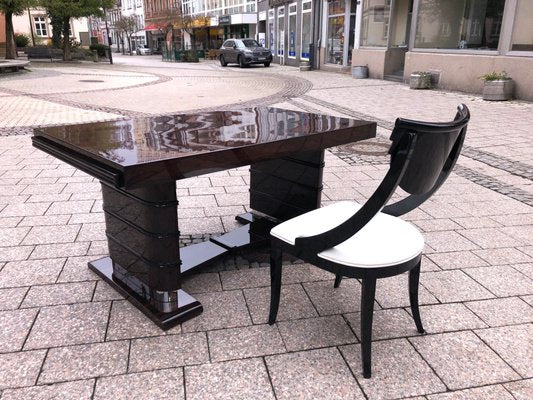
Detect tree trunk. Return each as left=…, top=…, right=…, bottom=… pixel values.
left=128, top=36, right=132, bottom=55
left=5, top=12, right=17, bottom=59
left=50, top=14, right=62, bottom=48
left=121, top=36, right=125, bottom=54
left=62, top=16, right=71, bottom=61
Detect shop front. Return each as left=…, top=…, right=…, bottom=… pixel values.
left=187, top=14, right=257, bottom=51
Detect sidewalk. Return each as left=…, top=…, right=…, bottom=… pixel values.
left=0, top=56, right=531, bottom=399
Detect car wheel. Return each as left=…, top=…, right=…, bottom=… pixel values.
left=264, top=62, right=270, bottom=67
left=220, top=55, right=227, bottom=67
left=238, top=55, right=246, bottom=68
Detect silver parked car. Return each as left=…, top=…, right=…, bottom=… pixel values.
left=136, top=45, right=152, bottom=55
left=219, top=38, right=272, bottom=68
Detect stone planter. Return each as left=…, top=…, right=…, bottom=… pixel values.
left=409, top=73, right=431, bottom=89
left=352, top=65, right=368, bottom=79
left=482, top=79, right=514, bottom=101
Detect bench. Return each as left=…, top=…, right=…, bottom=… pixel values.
left=26, top=47, right=63, bottom=61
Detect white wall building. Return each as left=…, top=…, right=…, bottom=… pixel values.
left=120, top=0, right=147, bottom=51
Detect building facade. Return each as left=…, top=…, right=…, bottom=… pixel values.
left=0, top=14, right=6, bottom=57
left=352, top=0, right=533, bottom=100
left=12, top=9, right=90, bottom=47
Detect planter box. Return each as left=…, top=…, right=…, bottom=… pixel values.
left=352, top=66, right=368, bottom=79
left=482, top=79, right=514, bottom=101
left=410, top=73, right=431, bottom=89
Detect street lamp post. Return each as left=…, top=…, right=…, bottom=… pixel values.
left=103, top=7, right=114, bottom=64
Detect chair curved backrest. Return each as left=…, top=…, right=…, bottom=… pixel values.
left=293, top=104, right=470, bottom=253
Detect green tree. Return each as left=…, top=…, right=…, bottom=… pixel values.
left=113, top=14, right=137, bottom=55
left=40, top=0, right=114, bottom=60
left=0, top=0, right=36, bottom=59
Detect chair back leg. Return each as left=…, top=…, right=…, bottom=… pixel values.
left=268, top=246, right=283, bottom=325
left=334, top=274, right=343, bottom=288
left=361, top=277, right=377, bottom=378
left=409, top=261, right=425, bottom=334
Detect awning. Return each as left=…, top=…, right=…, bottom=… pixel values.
left=143, top=24, right=161, bottom=31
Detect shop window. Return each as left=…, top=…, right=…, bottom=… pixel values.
left=269, top=9, right=276, bottom=54
left=301, top=0, right=312, bottom=60
left=288, top=3, right=297, bottom=58
left=277, top=6, right=285, bottom=56
left=34, top=16, right=48, bottom=37
left=511, top=0, right=533, bottom=51
left=327, top=0, right=345, bottom=64
left=415, top=0, right=505, bottom=50
left=360, top=0, right=390, bottom=47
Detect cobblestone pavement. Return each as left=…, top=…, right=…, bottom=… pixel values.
left=0, top=55, right=532, bottom=400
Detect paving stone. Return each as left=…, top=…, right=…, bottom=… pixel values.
left=465, top=265, right=533, bottom=296
left=181, top=290, right=251, bottom=332
left=512, top=263, right=533, bottom=279
left=22, top=224, right=81, bottom=245
left=21, top=281, right=95, bottom=308
left=0, top=245, right=34, bottom=262
left=0, top=350, right=46, bottom=390
left=340, top=339, right=445, bottom=399
left=19, top=214, right=70, bottom=227
left=414, top=219, right=463, bottom=232
left=0, top=308, right=38, bottom=352
left=281, top=263, right=336, bottom=283
left=421, top=270, right=495, bottom=302
left=244, top=284, right=317, bottom=324
left=302, top=279, right=363, bottom=315
left=345, top=308, right=422, bottom=340
left=21, top=183, right=66, bottom=195
left=129, top=332, right=209, bottom=372
left=179, top=195, right=217, bottom=208
left=426, top=251, right=488, bottom=270
left=76, top=222, right=106, bottom=242
left=504, top=378, right=533, bottom=400
left=453, top=216, right=503, bottom=229
left=186, top=358, right=275, bottom=400
left=220, top=267, right=270, bottom=290
left=0, top=216, right=22, bottom=228
left=426, top=384, right=514, bottom=400
left=182, top=272, right=222, bottom=294
left=475, top=324, right=533, bottom=377
left=465, top=297, right=533, bottom=327
left=87, top=240, right=108, bottom=255
left=458, top=228, right=524, bottom=249
left=29, top=242, right=89, bottom=259
left=474, top=248, right=532, bottom=265
left=57, top=255, right=100, bottom=283
left=24, top=302, right=110, bottom=349
left=1, top=379, right=95, bottom=400
left=92, top=280, right=124, bottom=301
left=0, top=202, right=50, bottom=218
left=0, top=286, right=28, bottom=310
left=413, top=303, right=487, bottom=333
left=522, top=295, right=533, bottom=306
left=266, top=347, right=364, bottom=400
left=68, top=212, right=105, bottom=224
left=46, top=200, right=94, bottom=215
left=39, top=341, right=129, bottom=383
left=0, top=226, right=30, bottom=246
left=0, top=258, right=65, bottom=288
left=179, top=216, right=224, bottom=235
left=278, top=315, right=356, bottom=351
left=410, top=331, right=519, bottom=390
left=423, top=231, right=479, bottom=252
left=94, top=369, right=184, bottom=400
left=106, top=300, right=180, bottom=340
left=208, top=324, right=286, bottom=362
left=375, top=274, right=438, bottom=309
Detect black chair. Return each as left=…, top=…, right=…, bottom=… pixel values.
left=268, top=104, right=470, bottom=378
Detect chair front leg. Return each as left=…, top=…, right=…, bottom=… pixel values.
left=409, top=261, right=425, bottom=334
left=361, top=277, right=376, bottom=378
left=268, top=246, right=283, bottom=325
left=334, top=274, right=343, bottom=288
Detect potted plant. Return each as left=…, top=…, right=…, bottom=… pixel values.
left=409, top=71, right=432, bottom=89
left=480, top=71, right=514, bottom=101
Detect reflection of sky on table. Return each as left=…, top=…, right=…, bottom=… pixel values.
left=36, top=107, right=359, bottom=167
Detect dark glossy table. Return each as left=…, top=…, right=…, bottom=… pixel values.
left=32, top=107, right=376, bottom=329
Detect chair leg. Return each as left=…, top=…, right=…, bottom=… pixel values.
left=409, top=262, right=425, bottom=334
left=334, top=274, right=343, bottom=288
left=268, top=246, right=282, bottom=325
left=361, top=277, right=376, bottom=379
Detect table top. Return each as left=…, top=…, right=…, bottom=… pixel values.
left=33, top=107, right=376, bottom=188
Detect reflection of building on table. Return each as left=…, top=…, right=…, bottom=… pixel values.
left=32, top=108, right=376, bottom=329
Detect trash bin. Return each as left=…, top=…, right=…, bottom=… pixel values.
left=352, top=65, right=368, bottom=79
left=92, top=50, right=99, bottom=63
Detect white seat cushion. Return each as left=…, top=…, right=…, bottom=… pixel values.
left=271, top=201, right=424, bottom=269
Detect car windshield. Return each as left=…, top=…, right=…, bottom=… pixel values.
left=241, top=39, right=260, bottom=48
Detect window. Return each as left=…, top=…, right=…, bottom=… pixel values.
left=301, top=0, right=312, bottom=60
left=288, top=3, right=297, bottom=58
left=269, top=9, right=276, bottom=54
left=34, top=16, right=48, bottom=37
left=327, top=0, right=345, bottom=63
left=415, top=0, right=505, bottom=50
left=511, top=0, right=533, bottom=51
left=360, top=0, right=390, bottom=47
left=277, top=6, right=285, bottom=56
